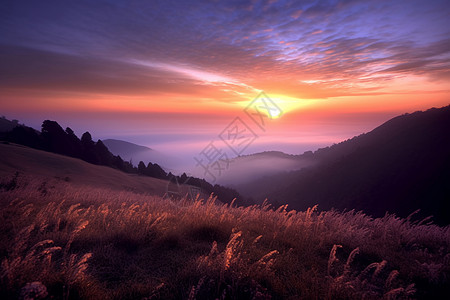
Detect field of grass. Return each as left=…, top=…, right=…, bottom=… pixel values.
left=0, top=143, right=169, bottom=196
left=1, top=173, right=449, bottom=300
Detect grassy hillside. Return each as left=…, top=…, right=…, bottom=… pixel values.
left=0, top=142, right=169, bottom=196
left=240, top=106, right=450, bottom=225
left=0, top=173, right=449, bottom=299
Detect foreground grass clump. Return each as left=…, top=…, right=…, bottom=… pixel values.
left=0, top=175, right=449, bottom=299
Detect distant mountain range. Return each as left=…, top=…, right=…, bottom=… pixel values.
left=102, top=139, right=155, bottom=163
left=2, top=106, right=449, bottom=224
left=0, top=117, right=25, bottom=132
left=237, top=105, right=450, bottom=225
left=102, top=139, right=180, bottom=171
left=0, top=119, right=246, bottom=205
left=211, top=150, right=314, bottom=186
left=103, top=106, right=450, bottom=225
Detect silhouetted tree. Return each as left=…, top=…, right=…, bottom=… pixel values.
left=146, top=162, right=167, bottom=179
left=138, top=161, right=146, bottom=174
left=95, top=139, right=113, bottom=166
left=65, top=127, right=82, bottom=158
left=123, top=160, right=137, bottom=173
left=112, top=155, right=126, bottom=171
left=180, top=173, right=188, bottom=183
left=2, top=117, right=248, bottom=208
left=6, top=126, right=41, bottom=148
left=81, top=132, right=98, bottom=164
left=41, top=120, right=70, bottom=155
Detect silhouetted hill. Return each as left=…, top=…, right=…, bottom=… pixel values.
left=241, top=105, right=450, bottom=225
left=0, top=118, right=138, bottom=172
left=102, top=139, right=246, bottom=205
left=0, top=116, right=25, bottom=132
left=0, top=117, right=246, bottom=205
left=0, top=117, right=41, bottom=136
left=103, top=139, right=180, bottom=170
left=211, top=150, right=315, bottom=186
left=103, top=138, right=153, bottom=155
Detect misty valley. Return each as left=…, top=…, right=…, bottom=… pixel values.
left=2, top=0, right=450, bottom=298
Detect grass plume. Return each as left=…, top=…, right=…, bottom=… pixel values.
left=0, top=175, right=449, bottom=299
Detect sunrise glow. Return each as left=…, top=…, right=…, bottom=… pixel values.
left=0, top=0, right=448, bottom=160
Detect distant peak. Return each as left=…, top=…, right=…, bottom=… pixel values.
left=103, top=139, right=152, bottom=150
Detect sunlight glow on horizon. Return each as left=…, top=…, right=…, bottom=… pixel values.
left=1, top=0, right=449, bottom=159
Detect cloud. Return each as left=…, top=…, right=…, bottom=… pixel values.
left=0, top=44, right=253, bottom=103
left=0, top=0, right=449, bottom=102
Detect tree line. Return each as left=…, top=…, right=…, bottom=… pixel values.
left=166, top=172, right=245, bottom=206
left=3, top=120, right=137, bottom=173
left=1, top=119, right=246, bottom=204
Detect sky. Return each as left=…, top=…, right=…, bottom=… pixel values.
left=1, top=0, right=449, bottom=173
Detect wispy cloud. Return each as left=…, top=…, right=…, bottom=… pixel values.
left=0, top=0, right=449, bottom=104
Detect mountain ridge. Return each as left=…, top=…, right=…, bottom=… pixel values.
left=102, top=138, right=181, bottom=170
left=237, top=105, right=450, bottom=225
left=103, top=138, right=154, bottom=153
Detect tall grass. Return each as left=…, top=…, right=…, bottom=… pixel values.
left=0, top=174, right=449, bottom=299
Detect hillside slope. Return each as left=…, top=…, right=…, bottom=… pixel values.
left=1, top=174, right=449, bottom=299
left=0, top=142, right=169, bottom=196
left=103, top=138, right=154, bottom=157
left=242, top=106, right=450, bottom=224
